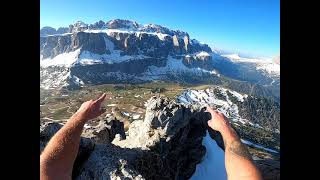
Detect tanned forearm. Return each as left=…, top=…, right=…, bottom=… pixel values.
left=221, top=126, right=262, bottom=180
left=40, top=113, right=86, bottom=180
left=40, top=93, right=107, bottom=180
left=206, top=107, right=262, bottom=180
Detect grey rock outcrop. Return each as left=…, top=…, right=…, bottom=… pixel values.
left=82, top=117, right=126, bottom=144
left=40, top=97, right=215, bottom=180
left=112, top=96, right=213, bottom=179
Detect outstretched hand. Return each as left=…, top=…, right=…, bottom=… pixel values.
left=75, top=93, right=107, bottom=122
left=206, top=106, right=231, bottom=133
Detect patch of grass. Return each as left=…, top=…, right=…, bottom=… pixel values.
left=41, top=82, right=219, bottom=121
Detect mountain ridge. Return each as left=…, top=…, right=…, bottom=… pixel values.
left=40, top=19, right=279, bottom=101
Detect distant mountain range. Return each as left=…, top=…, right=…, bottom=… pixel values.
left=40, top=19, right=280, bottom=100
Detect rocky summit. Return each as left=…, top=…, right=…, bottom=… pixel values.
left=40, top=96, right=218, bottom=180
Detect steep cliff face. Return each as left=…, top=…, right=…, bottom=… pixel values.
left=40, top=29, right=211, bottom=60
left=40, top=32, right=110, bottom=59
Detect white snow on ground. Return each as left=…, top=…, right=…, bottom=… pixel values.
left=185, top=51, right=212, bottom=61
left=77, top=50, right=149, bottom=65
left=40, top=49, right=81, bottom=67
left=132, top=114, right=140, bottom=120
left=70, top=75, right=84, bottom=86
left=227, top=89, right=247, bottom=102
left=177, top=87, right=249, bottom=124
left=122, top=112, right=130, bottom=116
left=197, top=68, right=220, bottom=77
left=45, top=33, right=73, bottom=37
left=84, top=124, right=91, bottom=129
left=141, top=56, right=219, bottom=80
left=195, top=51, right=210, bottom=58
left=191, top=131, right=227, bottom=180
left=241, top=139, right=279, bottom=154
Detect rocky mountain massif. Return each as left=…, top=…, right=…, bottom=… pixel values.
left=40, top=96, right=279, bottom=180
left=40, top=19, right=280, bottom=101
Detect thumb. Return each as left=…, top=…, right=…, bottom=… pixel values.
left=207, top=119, right=216, bottom=130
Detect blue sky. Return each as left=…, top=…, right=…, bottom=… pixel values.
left=40, top=0, right=279, bottom=58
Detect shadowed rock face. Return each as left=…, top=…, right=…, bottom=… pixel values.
left=40, top=32, right=110, bottom=59
left=40, top=97, right=216, bottom=180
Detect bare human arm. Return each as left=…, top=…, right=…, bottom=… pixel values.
left=206, top=106, right=262, bottom=180
left=40, top=93, right=107, bottom=180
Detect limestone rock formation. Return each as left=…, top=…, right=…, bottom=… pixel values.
left=40, top=96, right=214, bottom=179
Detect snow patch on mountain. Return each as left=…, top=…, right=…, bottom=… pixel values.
left=70, top=75, right=84, bottom=86
left=40, top=49, right=81, bottom=67
left=194, top=51, right=211, bottom=59
left=141, top=56, right=219, bottom=80
left=78, top=36, right=149, bottom=64
left=76, top=51, right=150, bottom=65
left=177, top=87, right=249, bottom=125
